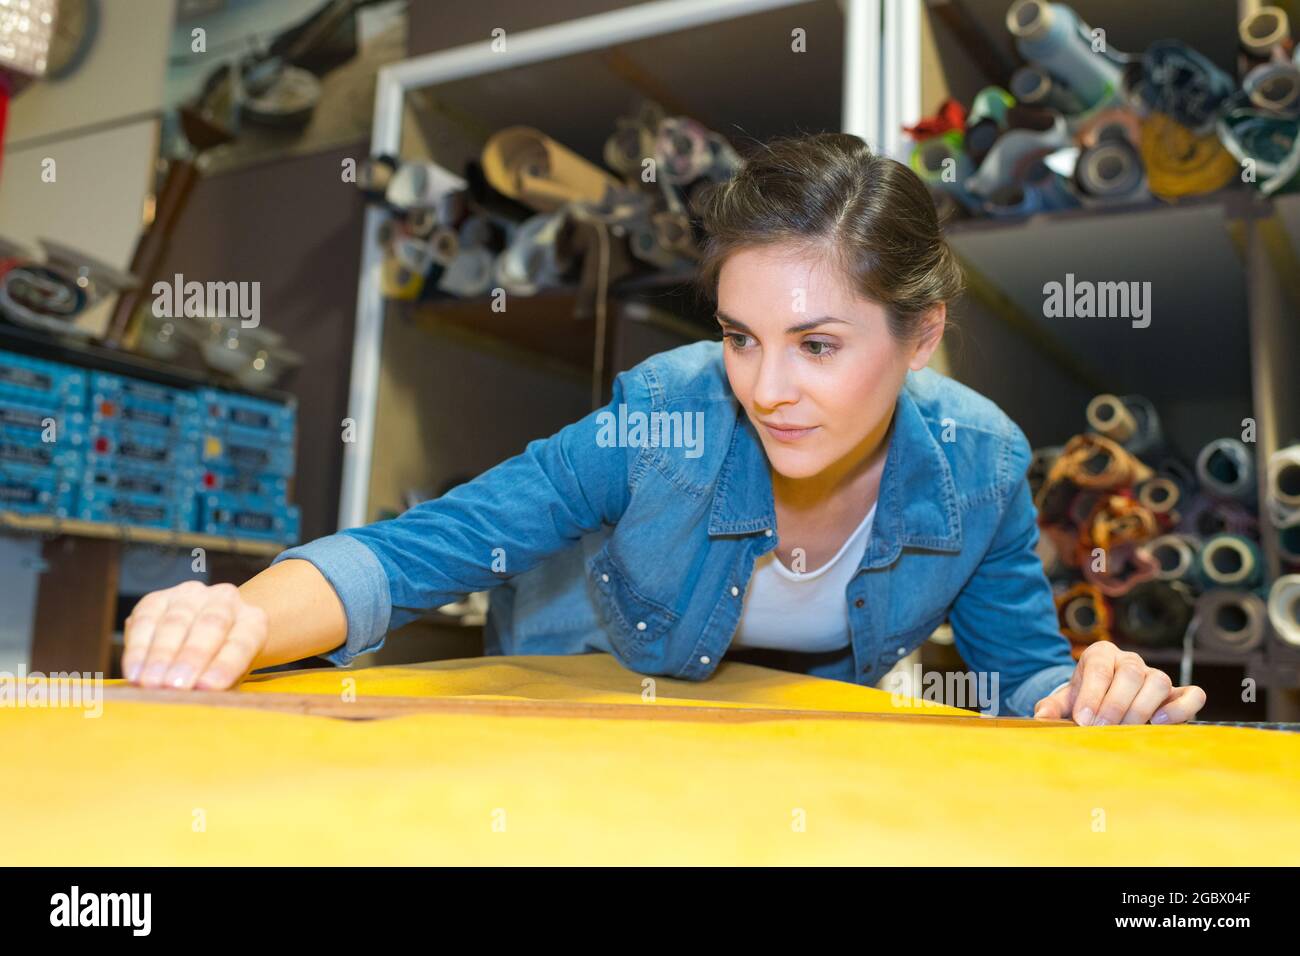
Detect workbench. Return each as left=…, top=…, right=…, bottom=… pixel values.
left=4, top=653, right=1298, bottom=865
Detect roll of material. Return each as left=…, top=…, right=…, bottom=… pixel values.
left=1239, top=6, right=1294, bottom=72
left=1074, top=107, right=1142, bottom=149
left=1196, top=437, right=1257, bottom=502
left=1278, top=521, right=1300, bottom=563
left=1114, top=579, right=1195, bottom=647
left=1010, top=65, right=1086, bottom=115
left=1135, top=477, right=1181, bottom=519
left=1006, top=0, right=1124, bottom=111
left=982, top=184, right=1045, bottom=218
left=1133, top=40, right=1236, bottom=134
left=1086, top=393, right=1137, bottom=443
left=1196, top=533, right=1264, bottom=590
left=1139, top=112, right=1239, bottom=201
left=384, top=161, right=468, bottom=213
left=1267, top=574, right=1300, bottom=646
left=1056, top=582, right=1112, bottom=658
left=1243, top=61, right=1300, bottom=116
left=654, top=116, right=739, bottom=186
left=1074, top=139, right=1148, bottom=201
left=1216, top=106, right=1300, bottom=195
left=482, top=126, right=623, bottom=213
left=1039, top=433, right=1154, bottom=501
left=968, top=86, right=1016, bottom=127
left=965, top=108, right=1070, bottom=198
left=1084, top=494, right=1158, bottom=552
left=910, top=132, right=977, bottom=208
left=1194, top=590, right=1268, bottom=654
left=1266, top=444, right=1300, bottom=525
left=492, top=210, right=578, bottom=296
left=357, top=154, right=399, bottom=202
left=1140, top=533, right=1200, bottom=582
left=1083, top=541, right=1160, bottom=598
left=1176, top=493, right=1259, bottom=540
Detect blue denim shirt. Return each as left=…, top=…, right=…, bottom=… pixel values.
left=272, top=340, right=1076, bottom=716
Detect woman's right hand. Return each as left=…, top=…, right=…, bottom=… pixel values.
left=122, top=581, right=269, bottom=691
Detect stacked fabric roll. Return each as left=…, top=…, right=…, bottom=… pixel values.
left=910, top=1, right=1300, bottom=222
left=1033, top=395, right=1287, bottom=659
left=356, top=99, right=740, bottom=306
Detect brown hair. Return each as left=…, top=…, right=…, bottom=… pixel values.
left=691, top=132, right=964, bottom=342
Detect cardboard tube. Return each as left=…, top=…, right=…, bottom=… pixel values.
left=1137, top=477, right=1180, bottom=517
left=1113, top=580, right=1195, bottom=647
left=482, top=126, right=622, bottom=213
left=1240, top=6, right=1291, bottom=59
left=1086, top=393, right=1137, bottom=443
left=1266, top=444, right=1300, bottom=524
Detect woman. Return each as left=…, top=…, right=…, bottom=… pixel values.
left=122, top=133, right=1205, bottom=725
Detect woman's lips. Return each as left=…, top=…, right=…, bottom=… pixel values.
left=762, top=422, right=819, bottom=442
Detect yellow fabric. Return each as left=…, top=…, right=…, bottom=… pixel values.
left=4, top=653, right=1298, bottom=865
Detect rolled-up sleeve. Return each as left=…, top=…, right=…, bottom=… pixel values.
left=948, top=424, right=1077, bottom=717
left=270, top=366, right=646, bottom=667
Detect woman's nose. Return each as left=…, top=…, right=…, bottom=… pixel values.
left=752, top=352, right=799, bottom=408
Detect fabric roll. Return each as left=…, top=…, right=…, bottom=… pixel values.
left=1243, top=61, right=1300, bottom=116
left=1006, top=1, right=1124, bottom=111
left=1084, top=494, right=1158, bottom=552
left=1268, top=574, right=1300, bottom=646
left=482, top=126, right=622, bottom=213
left=1024, top=159, right=1081, bottom=209
left=1139, top=112, right=1239, bottom=201
left=1140, top=533, right=1200, bottom=582
left=966, top=108, right=1071, bottom=198
left=1083, top=541, right=1160, bottom=598
left=1194, top=590, right=1268, bottom=654
left=1113, top=580, right=1195, bottom=647
left=968, top=86, right=1016, bottom=127
left=1136, top=478, right=1181, bottom=522
left=1074, top=139, right=1149, bottom=201
left=1010, top=65, right=1086, bottom=115
left=1278, top=516, right=1300, bottom=564
left=384, top=161, right=467, bottom=213
left=1196, top=533, right=1264, bottom=590
left=981, top=183, right=1044, bottom=218
left=1056, top=581, right=1112, bottom=659
left=911, top=131, right=978, bottom=209
left=655, top=116, right=723, bottom=185
left=1216, top=105, right=1300, bottom=195
left=1266, top=444, right=1300, bottom=525
left=356, top=154, right=399, bottom=202
left=493, top=210, right=577, bottom=296
left=1134, top=40, right=1236, bottom=134
left=1040, top=432, right=1153, bottom=498
left=1176, top=493, right=1259, bottom=540
left=1239, top=6, right=1294, bottom=75
left=1196, top=437, right=1256, bottom=502
left=1086, top=393, right=1137, bottom=443
left=1074, top=107, right=1142, bottom=149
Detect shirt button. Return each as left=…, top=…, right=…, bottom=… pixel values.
left=765, top=529, right=773, bottom=536
left=636, top=621, right=647, bottom=631
left=897, top=646, right=906, bottom=656
left=700, top=655, right=711, bottom=665
left=855, top=598, right=865, bottom=608
left=600, top=573, right=609, bottom=583
left=730, top=586, right=739, bottom=597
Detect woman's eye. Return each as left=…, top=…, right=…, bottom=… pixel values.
left=803, top=340, right=838, bottom=359
left=724, top=332, right=752, bottom=351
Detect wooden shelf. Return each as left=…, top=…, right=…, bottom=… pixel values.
left=0, top=510, right=286, bottom=557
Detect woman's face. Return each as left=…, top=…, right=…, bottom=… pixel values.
left=717, top=245, right=944, bottom=481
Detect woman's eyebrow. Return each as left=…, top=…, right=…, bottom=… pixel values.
left=714, top=311, right=851, bottom=334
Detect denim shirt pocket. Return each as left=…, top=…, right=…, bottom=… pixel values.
left=586, top=546, right=680, bottom=656
left=877, top=609, right=948, bottom=672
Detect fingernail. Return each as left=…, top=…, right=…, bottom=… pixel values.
left=1151, top=711, right=1170, bottom=724
left=1076, top=707, right=1094, bottom=726
left=196, top=668, right=229, bottom=689
left=124, top=661, right=141, bottom=682
left=141, top=663, right=167, bottom=686
left=165, top=665, right=195, bottom=688
left=1093, top=716, right=1109, bottom=727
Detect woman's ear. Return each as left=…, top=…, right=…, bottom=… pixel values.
left=908, top=303, right=947, bottom=370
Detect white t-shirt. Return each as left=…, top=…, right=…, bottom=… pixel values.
left=731, top=502, right=877, bottom=652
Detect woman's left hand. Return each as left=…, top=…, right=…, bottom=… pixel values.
left=1032, top=641, right=1206, bottom=725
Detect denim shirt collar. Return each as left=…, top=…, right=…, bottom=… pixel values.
left=707, top=376, right=963, bottom=567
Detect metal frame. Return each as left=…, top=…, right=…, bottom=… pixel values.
left=340, top=0, right=885, bottom=529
